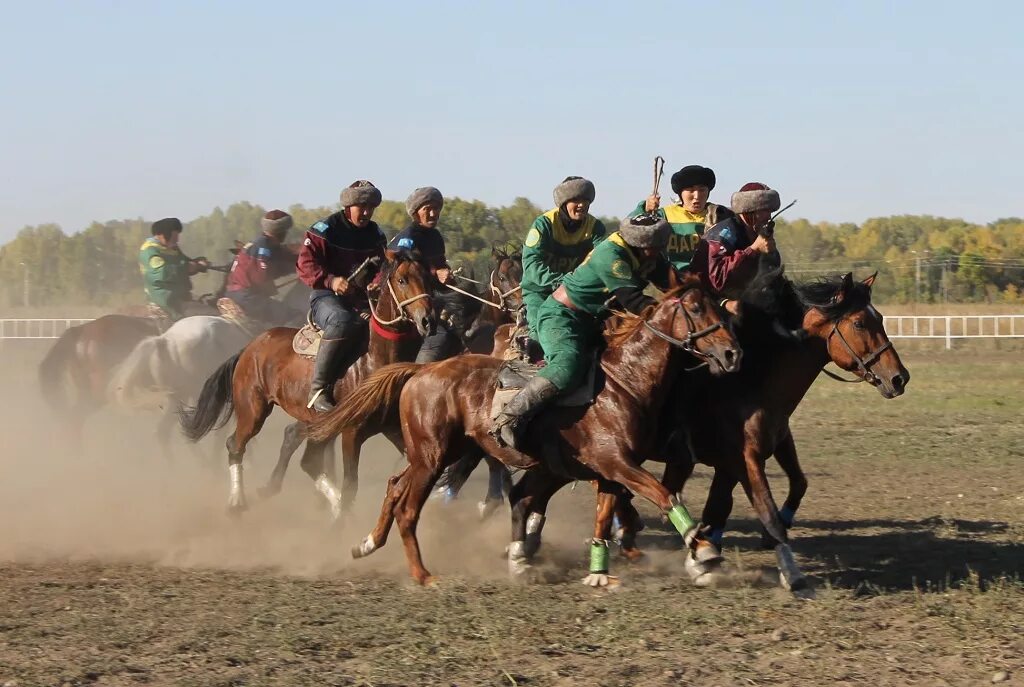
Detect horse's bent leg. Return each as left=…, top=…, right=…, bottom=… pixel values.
left=582, top=481, right=621, bottom=588
left=258, top=421, right=307, bottom=500
left=701, top=469, right=738, bottom=550
left=298, top=440, right=343, bottom=521
left=507, top=468, right=568, bottom=576
left=738, top=448, right=809, bottom=594
left=478, top=455, right=510, bottom=521
left=769, top=428, right=806, bottom=537
left=353, top=466, right=409, bottom=560
left=612, top=494, right=645, bottom=561
left=224, top=389, right=271, bottom=515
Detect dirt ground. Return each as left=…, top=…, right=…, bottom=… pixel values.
left=1, top=344, right=1022, bottom=686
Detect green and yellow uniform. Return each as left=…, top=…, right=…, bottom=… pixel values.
left=536, top=232, right=668, bottom=391
left=521, top=209, right=606, bottom=338
left=628, top=201, right=731, bottom=271
left=138, top=238, right=195, bottom=319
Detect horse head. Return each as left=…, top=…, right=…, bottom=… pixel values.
left=377, top=249, right=436, bottom=336
left=490, top=246, right=523, bottom=313
left=799, top=272, right=910, bottom=398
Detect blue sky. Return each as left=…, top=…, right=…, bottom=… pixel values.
left=0, top=0, right=1021, bottom=242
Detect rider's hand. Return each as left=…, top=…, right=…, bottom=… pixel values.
left=750, top=235, right=775, bottom=254
left=436, top=267, right=452, bottom=285
left=330, top=276, right=350, bottom=294
left=644, top=194, right=661, bottom=212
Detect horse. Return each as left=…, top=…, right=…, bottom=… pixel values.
left=515, top=267, right=910, bottom=594
left=177, top=250, right=435, bottom=517
left=254, top=247, right=525, bottom=514
left=306, top=275, right=742, bottom=585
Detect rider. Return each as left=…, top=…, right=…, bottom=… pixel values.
left=491, top=215, right=673, bottom=450
left=690, top=182, right=781, bottom=313
left=388, top=187, right=462, bottom=362
left=224, top=209, right=301, bottom=326
left=630, top=164, right=734, bottom=271
left=138, top=217, right=210, bottom=320
left=297, top=181, right=387, bottom=412
left=521, top=176, right=607, bottom=342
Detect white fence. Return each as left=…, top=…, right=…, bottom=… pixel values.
left=1, top=316, right=1023, bottom=349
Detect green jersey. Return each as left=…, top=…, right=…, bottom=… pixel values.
left=522, top=208, right=606, bottom=298
left=139, top=238, right=193, bottom=315
left=628, top=201, right=731, bottom=271
left=560, top=232, right=655, bottom=317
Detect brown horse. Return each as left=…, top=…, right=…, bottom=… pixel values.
left=517, top=268, right=910, bottom=594
left=178, top=250, right=435, bottom=515
left=307, top=276, right=741, bottom=585
left=462, top=247, right=524, bottom=356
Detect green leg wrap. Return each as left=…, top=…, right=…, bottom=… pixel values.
left=589, top=539, right=610, bottom=574
left=667, top=504, right=697, bottom=537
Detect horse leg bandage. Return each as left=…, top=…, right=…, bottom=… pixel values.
left=667, top=504, right=697, bottom=538
left=589, top=539, right=610, bottom=574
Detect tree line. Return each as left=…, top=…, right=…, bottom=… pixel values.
left=0, top=198, right=1022, bottom=309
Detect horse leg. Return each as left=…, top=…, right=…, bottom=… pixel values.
left=582, top=480, right=622, bottom=588
left=700, top=469, right=738, bottom=551
left=156, top=402, right=177, bottom=463
left=612, top=494, right=645, bottom=561
left=225, top=389, right=271, bottom=515
left=478, top=455, right=511, bottom=521
left=393, top=458, right=446, bottom=585
left=338, top=428, right=363, bottom=513
left=352, top=465, right=408, bottom=561
left=300, top=439, right=342, bottom=521
left=600, top=459, right=724, bottom=585
left=257, top=421, right=307, bottom=501
left=737, top=446, right=811, bottom=595
left=760, top=427, right=806, bottom=548
left=507, top=468, right=569, bottom=578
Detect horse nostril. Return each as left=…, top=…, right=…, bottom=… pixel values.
left=724, top=348, right=739, bottom=367
left=891, top=374, right=905, bottom=393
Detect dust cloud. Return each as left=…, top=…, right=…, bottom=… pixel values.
left=0, top=344, right=597, bottom=581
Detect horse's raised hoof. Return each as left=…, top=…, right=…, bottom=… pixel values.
left=477, top=498, right=503, bottom=521
left=351, top=534, right=377, bottom=559
left=619, top=546, right=645, bottom=563
left=255, top=484, right=281, bottom=502
left=581, top=573, right=620, bottom=589
left=684, top=549, right=727, bottom=588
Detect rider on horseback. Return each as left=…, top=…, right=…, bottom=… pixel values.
left=224, top=209, right=301, bottom=326
left=521, top=177, right=607, bottom=345
left=139, top=217, right=210, bottom=320
left=388, top=187, right=462, bottom=362
left=297, top=181, right=387, bottom=412
left=631, top=164, right=734, bottom=271
left=690, top=182, right=782, bottom=314
left=491, top=215, right=673, bottom=450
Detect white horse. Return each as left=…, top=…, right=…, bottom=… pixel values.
left=109, top=316, right=256, bottom=459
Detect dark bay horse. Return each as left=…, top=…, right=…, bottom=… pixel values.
left=307, top=276, right=741, bottom=585
left=178, top=251, right=435, bottom=515
left=254, top=248, right=524, bottom=513
left=519, top=268, right=910, bottom=594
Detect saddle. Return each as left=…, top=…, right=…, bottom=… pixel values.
left=216, top=297, right=260, bottom=333
left=490, top=355, right=601, bottom=421
left=292, top=311, right=322, bottom=359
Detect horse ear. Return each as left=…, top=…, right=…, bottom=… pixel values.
left=833, top=272, right=854, bottom=304
left=666, top=267, right=682, bottom=292
left=862, top=271, right=878, bottom=289
left=491, top=246, right=506, bottom=261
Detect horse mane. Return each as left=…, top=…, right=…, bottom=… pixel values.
left=605, top=273, right=704, bottom=348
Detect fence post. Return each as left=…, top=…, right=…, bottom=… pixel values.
left=945, top=316, right=952, bottom=350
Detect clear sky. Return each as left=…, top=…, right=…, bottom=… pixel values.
left=1, top=0, right=1021, bottom=243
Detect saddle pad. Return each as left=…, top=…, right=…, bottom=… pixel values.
left=293, top=323, right=322, bottom=359
left=489, top=355, right=600, bottom=420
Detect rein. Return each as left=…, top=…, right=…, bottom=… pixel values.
left=443, top=268, right=522, bottom=313
left=641, top=289, right=724, bottom=366
left=366, top=267, right=431, bottom=327
left=821, top=319, right=893, bottom=384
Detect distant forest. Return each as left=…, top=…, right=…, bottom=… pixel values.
left=1, top=198, right=1022, bottom=307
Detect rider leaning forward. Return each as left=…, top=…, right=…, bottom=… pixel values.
left=690, top=182, right=782, bottom=314
left=521, top=177, right=607, bottom=343
left=491, top=215, right=674, bottom=450
left=224, top=209, right=301, bottom=326
left=297, top=181, right=387, bottom=412
left=388, top=187, right=463, bottom=363
left=139, top=217, right=211, bottom=320
left=631, top=164, right=733, bottom=272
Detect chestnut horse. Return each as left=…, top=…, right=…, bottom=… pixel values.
left=178, top=251, right=435, bottom=515
left=250, top=248, right=525, bottom=510
left=517, top=268, right=910, bottom=594
left=307, top=276, right=741, bottom=585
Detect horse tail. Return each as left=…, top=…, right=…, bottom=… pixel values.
left=38, top=324, right=84, bottom=413
left=177, top=352, right=241, bottom=442
left=108, top=335, right=167, bottom=407
left=306, top=362, right=422, bottom=443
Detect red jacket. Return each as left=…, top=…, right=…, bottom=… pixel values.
left=297, top=212, right=387, bottom=306
left=690, top=217, right=761, bottom=298
left=226, top=234, right=294, bottom=295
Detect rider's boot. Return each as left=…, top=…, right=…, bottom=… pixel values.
left=489, top=376, right=559, bottom=450
left=307, top=337, right=347, bottom=413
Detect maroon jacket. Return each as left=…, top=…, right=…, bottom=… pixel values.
left=690, top=216, right=764, bottom=298
left=297, top=212, right=387, bottom=306
left=226, top=234, right=294, bottom=295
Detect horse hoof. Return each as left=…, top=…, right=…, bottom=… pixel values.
left=255, top=486, right=279, bottom=501
left=684, top=552, right=726, bottom=588
left=225, top=502, right=248, bottom=517
left=351, top=534, right=376, bottom=559
left=619, top=547, right=645, bottom=563
left=581, top=573, right=620, bottom=589
left=416, top=575, right=438, bottom=587
left=477, top=499, right=502, bottom=521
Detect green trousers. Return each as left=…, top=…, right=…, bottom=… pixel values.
left=535, top=297, right=597, bottom=392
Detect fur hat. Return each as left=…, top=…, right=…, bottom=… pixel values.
left=405, top=187, right=444, bottom=218
left=618, top=214, right=671, bottom=249
left=151, top=217, right=183, bottom=237
left=552, top=176, right=596, bottom=208
left=670, top=165, right=716, bottom=194
left=261, top=209, right=293, bottom=237
left=731, top=182, right=781, bottom=214
left=340, top=180, right=383, bottom=208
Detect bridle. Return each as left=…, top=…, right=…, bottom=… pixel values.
left=366, top=263, right=431, bottom=327
left=642, top=288, right=727, bottom=368
left=821, top=318, right=893, bottom=384
left=488, top=266, right=523, bottom=313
